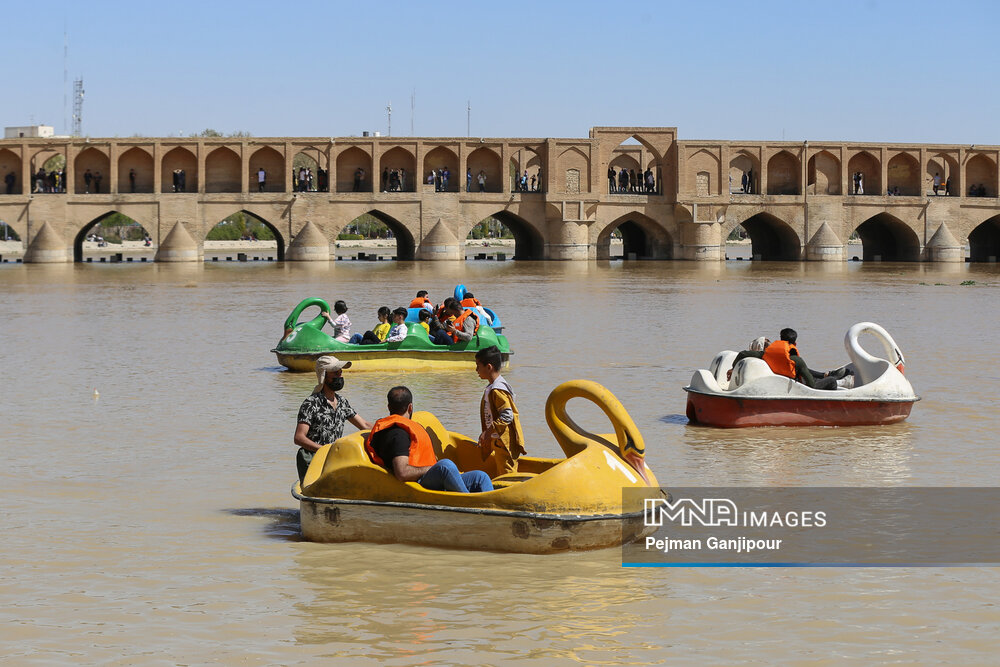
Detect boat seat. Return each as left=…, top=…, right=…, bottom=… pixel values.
left=490, top=472, right=538, bottom=489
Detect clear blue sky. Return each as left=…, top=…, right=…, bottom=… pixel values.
left=4, top=0, right=998, bottom=144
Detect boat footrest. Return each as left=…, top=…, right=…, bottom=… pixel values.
left=490, top=472, right=538, bottom=489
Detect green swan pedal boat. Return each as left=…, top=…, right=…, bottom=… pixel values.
left=293, top=380, right=662, bottom=553
left=273, top=297, right=512, bottom=371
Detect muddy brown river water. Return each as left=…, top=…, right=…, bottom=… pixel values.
left=2, top=259, right=998, bottom=664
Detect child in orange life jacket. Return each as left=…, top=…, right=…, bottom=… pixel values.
left=475, top=346, right=525, bottom=476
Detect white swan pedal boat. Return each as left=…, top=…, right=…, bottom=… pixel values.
left=684, top=322, right=919, bottom=427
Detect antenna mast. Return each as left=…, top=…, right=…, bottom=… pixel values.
left=63, top=28, right=68, bottom=134
left=467, top=100, right=471, bottom=137
left=386, top=101, right=392, bottom=137
left=72, top=78, right=84, bottom=137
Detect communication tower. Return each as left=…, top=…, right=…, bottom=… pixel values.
left=72, top=78, right=84, bottom=137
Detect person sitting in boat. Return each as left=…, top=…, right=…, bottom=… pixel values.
left=349, top=306, right=391, bottom=345
left=408, top=290, right=433, bottom=310
left=444, top=301, right=480, bottom=342
left=294, top=356, right=373, bottom=483
left=731, top=328, right=839, bottom=390
left=726, top=337, right=769, bottom=381
left=476, top=346, right=525, bottom=476
left=420, top=309, right=453, bottom=346
left=365, top=386, right=494, bottom=493
left=460, top=291, right=493, bottom=326
left=385, top=307, right=410, bottom=343
left=418, top=309, right=452, bottom=345
left=434, top=296, right=457, bottom=322
left=321, top=300, right=352, bottom=343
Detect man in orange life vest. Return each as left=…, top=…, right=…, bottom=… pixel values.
left=365, top=386, right=494, bottom=493
left=408, top=290, right=433, bottom=310
left=460, top=291, right=493, bottom=326
left=444, top=301, right=479, bottom=343
left=732, top=328, right=840, bottom=390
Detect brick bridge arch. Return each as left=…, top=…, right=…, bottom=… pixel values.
left=594, top=211, right=674, bottom=259
left=723, top=207, right=802, bottom=261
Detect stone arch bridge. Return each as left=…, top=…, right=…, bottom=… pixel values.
left=1, top=127, right=999, bottom=262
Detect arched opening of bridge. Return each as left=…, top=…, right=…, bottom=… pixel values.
left=730, top=213, right=801, bottom=261
left=466, top=211, right=543, bottom=260
left=73, top=212, right=155, bottom=263
left=851, top=213, right=920, bottom=262
left=205, top=147, right=241, bottom=193
left=161, top=146, right=198, bottom=193
left=74, top=147, right=111, bottom=194
left=30, top=151, right=66, bottom=193
left=926, top=152, right=959, bottom=196
left=467, top=147, right=502, bottom=193
left=730, top=151, right=761, bottom=194
left=293, top=148, right=328, bottom=192
left=969, top=215, right=1000, bottom=262
left=613, top=135, right=661, bottom=195
left=206, top=211, right=284, bottom=261
left=0, top=218, right=23, bottom=261
left=424, top=146, right=460, bottom=192
left=847, top=151, right=880, bottom=196
left=118, top=147, right=154, bottom=193
left=337, top=210, right=414, bottom=261
left=0, top=149, right=23, bottom=195
left=887, top=153, right=920, bottom=196
left=379, top=147, right=416, bottom=193
left=249, top=147, right=285, bottom=193
left=807, top=150, right=840, bottom=194
left=336, top=146, right=373, bottom=193
left=510, top=147, right=543, bottom=192
left=597, top=212, right=673, bottom=260
left=965, top=154, right=997, bottom=198
left=766, top=151, right=800, bottom=195
left=609, top=153, right=642, bottom=194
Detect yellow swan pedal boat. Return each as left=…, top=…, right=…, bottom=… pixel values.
left=293, top=380, right=663, bottom=553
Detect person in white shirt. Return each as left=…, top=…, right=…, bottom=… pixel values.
left=385, top=307, right=410, bottom=343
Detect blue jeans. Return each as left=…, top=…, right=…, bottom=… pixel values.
left=419, top=459, right=493, bottom=493
left=348, top=333, right=364, bottom=345
left=430, top=330, right=452, bottom=346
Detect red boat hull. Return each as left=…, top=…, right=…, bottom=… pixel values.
left=685, top=391, right=915, bottom=428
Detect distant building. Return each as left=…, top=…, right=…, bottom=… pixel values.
left=5, top=125, right=55, bottom=139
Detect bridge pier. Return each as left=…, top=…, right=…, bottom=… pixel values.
left=545, top=218, right=589, bottom=260
left=24, top=222, right=69, bottom=263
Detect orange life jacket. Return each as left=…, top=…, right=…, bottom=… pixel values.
left=409, top=297, right=431, bottom=309
left=364, top=415, right=437, bottom=469
left=762, top=340, right=799, bottom=379
left=460, top=297, right=482, bottom=308
left=450, top=309, right=480, bottom=342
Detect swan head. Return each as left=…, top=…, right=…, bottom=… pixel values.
left=621, top=432, right=650, bottom=485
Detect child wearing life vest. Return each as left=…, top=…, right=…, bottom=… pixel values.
left=475, top=345, right=525, bottom=477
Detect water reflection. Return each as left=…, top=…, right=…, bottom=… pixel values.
left=290, top=544, right=671, bottom=664
left=680, top=423, right=915, bottom=486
